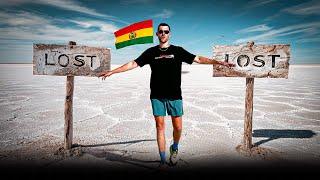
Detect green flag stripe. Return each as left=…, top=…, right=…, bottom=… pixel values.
left=116, top=36, right=153, bottom=49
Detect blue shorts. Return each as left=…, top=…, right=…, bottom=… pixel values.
left=150, top=99, right=183, bottom=116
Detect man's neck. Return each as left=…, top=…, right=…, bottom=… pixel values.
left=159, top=42, right=170, bottom=48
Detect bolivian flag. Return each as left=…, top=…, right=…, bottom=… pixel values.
left=114, top=19, right=153, bottom=49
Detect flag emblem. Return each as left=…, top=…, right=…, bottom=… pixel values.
left=129, top=32, right=136, bottom=40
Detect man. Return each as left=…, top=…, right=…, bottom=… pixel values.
left=99, top=23, right=234, bottom=167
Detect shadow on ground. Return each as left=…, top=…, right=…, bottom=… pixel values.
left=253, top=129, right=316, bottom=146
left=80, top=139, right=160, bottom=171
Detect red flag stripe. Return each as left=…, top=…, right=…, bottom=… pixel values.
left=114, top=19, right=153, bottom=37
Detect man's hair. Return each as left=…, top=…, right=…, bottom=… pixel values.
left=157, top=23, right=170, bottom=31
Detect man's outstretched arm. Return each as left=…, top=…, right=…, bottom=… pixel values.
left=98, top=60, right=138, bottom=80
left=193, top=55, right=235, bottom=68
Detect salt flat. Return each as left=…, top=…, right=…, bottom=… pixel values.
left=0, top=64, right=319, bottom=172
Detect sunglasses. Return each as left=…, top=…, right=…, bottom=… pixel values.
left=158, top=30, right=170, bottom=34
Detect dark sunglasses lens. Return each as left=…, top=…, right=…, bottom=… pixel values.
left=158, top=30, right=169, bottom=34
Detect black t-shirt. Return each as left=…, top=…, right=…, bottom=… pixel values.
left=134, top=45, right=196, bottom=100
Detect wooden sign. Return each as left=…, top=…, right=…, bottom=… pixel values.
left=32, top=41, right=112, bottom=151
left=212, top=43, right=290, bottom=78
left=212, top=42, right=291, bottom=154
left=33, top=44, right=111, bottom=76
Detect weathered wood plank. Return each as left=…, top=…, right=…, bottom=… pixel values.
left=64, top=75, right=74, bottom=150
left=63, top=41, right=75, bottom=150
left=213, top=43, right=290, bottom=78
left=243, top=78, right=254, bottom=150
left=33, top=44, right=111, bottom=76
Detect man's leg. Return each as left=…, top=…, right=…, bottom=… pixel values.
left=154, top=116, right=166, bottom=163
left=170, top=116, right=182, bottom=165
left=171, top=116, right=182, bottom=144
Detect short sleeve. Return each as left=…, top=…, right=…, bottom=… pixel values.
left=134, top=49, right=151, bottom=67
left=179, top=47, right=196, bottom=64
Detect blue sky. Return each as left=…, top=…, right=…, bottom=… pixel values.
left=0, top=0, right=319, bottom=64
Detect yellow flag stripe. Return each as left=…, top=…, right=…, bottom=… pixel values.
left=115, top=27, right=153, bottom=44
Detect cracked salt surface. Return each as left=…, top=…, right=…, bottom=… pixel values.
left=0, top=64, right=319, bottom=169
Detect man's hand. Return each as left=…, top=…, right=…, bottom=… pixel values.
left=98, top=71, right=113, bottom=80
left=219, top=61, right=235, bottom=68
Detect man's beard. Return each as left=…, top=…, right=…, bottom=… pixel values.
left=159, top=37, right=168, bottom=43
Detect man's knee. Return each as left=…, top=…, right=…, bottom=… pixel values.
left=155, top=116, right=165, bottom=131
left=173, top=122, right=182, bottom=132
left=172, top=116, right=182, bottom=131
left=156, top=123, right=165, bottom=131
left=173, top=126, right=182, bottom=132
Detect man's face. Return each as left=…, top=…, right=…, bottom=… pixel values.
left=156, top=26, right=170, bottom=43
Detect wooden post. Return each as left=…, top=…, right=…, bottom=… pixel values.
left=243, top=77, right=254, bottom=150
left=64, top=41, right=76, bottom=149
